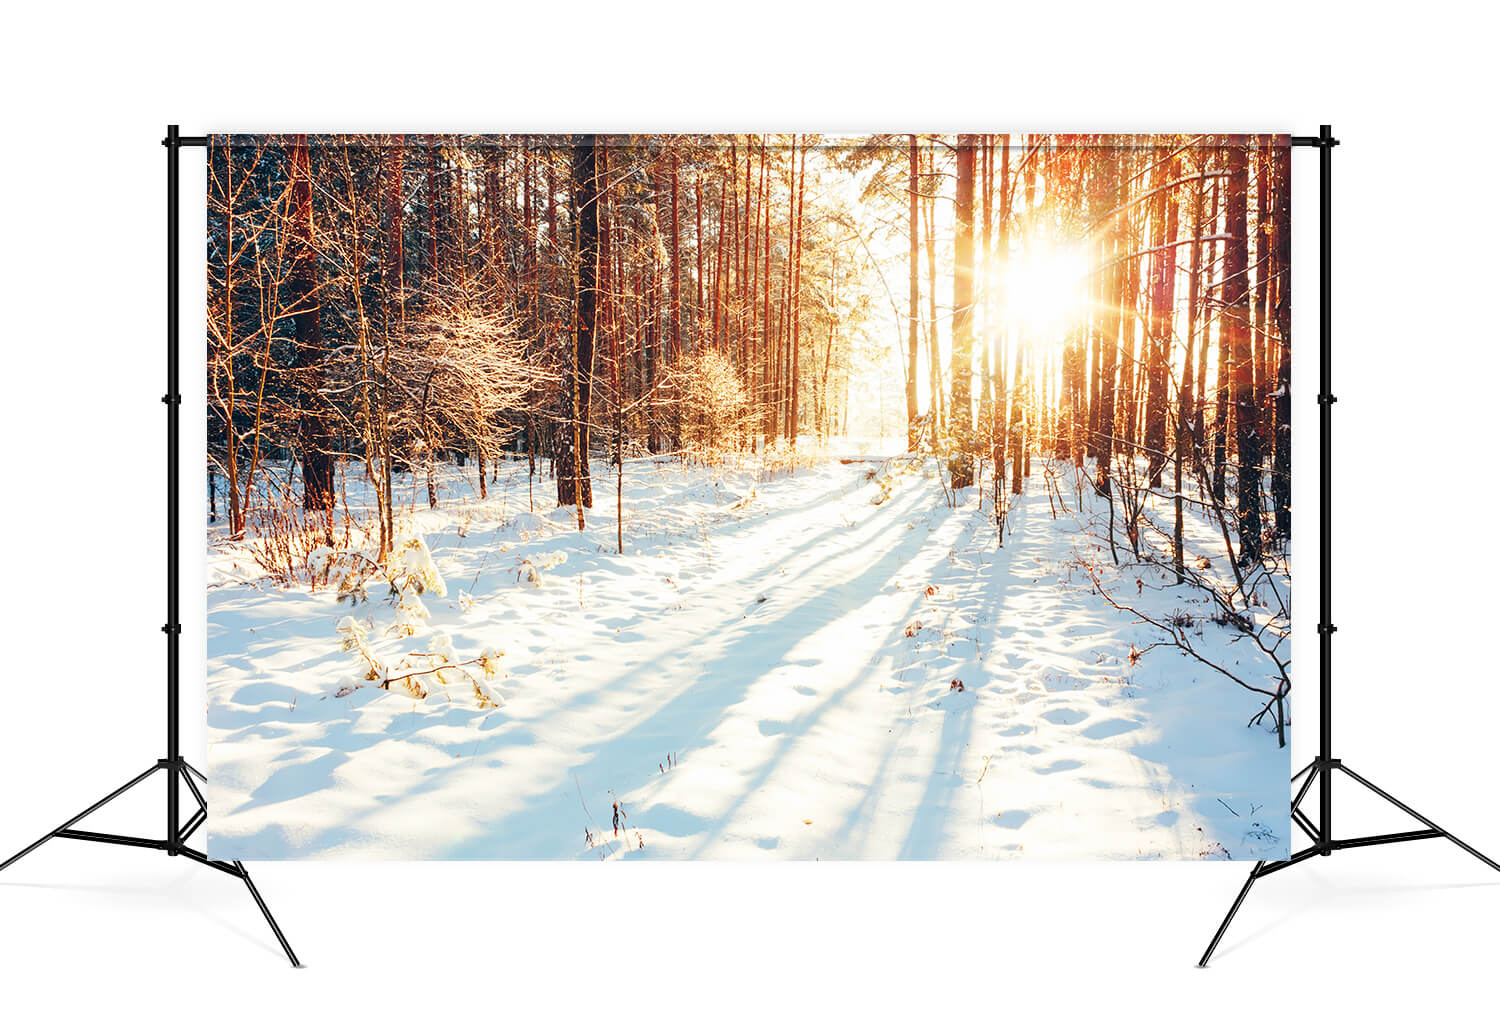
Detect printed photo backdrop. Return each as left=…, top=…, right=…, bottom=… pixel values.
left=205, top=134, right=1291, bottom=860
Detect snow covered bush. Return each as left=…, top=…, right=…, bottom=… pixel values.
left=388, top=527, right=446, bottom=598
left=516, top=549, right=567, bottom=586
left=758, top=437, right=820, bottom=480
left=371, top=525, right=446, bottom=635
left=247, top=495, right=357, bottom=588
left=393, top=583, right=432, bottom=636
left=664, top=350, right=753, bottom=464
left=336, top=614, right=368, bottom=652
left=335, top=614, right=386, bottom=690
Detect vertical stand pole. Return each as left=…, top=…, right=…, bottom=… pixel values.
left=165, top=123, right=182, bottom=856
left=1316, top=123, right=1335, bottom=853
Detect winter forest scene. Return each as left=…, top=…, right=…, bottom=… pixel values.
left=206, top=133, right=1291, bottom=861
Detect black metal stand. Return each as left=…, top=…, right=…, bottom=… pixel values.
left=1198, top=125, right=1499, bottom=966
left=0, top=125, right=300, bottom=968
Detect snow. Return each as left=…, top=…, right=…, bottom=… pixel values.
left=205, top=448, right=1289, bottom=861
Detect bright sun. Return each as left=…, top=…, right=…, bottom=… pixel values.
left=1000, top=243, right=1090, bottom=334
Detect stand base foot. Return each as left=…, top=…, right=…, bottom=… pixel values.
left=1197, top=759, right=1499, bottom=965
left=0, top=760, right=301, bottom=967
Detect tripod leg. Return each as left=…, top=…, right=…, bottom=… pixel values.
left=1198, top=862, right=1265, bottom=967
left=0, top=764, right=162, bottom=874
left=1337, top=764, right=1500, bottom=872
left=234, top=861, right=302, bottom=967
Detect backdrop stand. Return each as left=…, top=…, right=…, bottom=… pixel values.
left=0, top=125, right=300, bottom=968
left=1197, top=124, right=1499, bottom=966
left=1, top=123, right=1490, bottom=973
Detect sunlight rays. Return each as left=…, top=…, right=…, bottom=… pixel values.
left=996, top=242, right=1091, bottom=336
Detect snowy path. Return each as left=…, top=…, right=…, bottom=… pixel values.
left=206, top=455, right=1288, bottom=861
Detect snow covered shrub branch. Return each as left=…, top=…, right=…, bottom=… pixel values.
left=336, top=616, right=504, bottom=708
left=327, top=522, right=504, bottom=707
left=1080, top=548, right=1290, bottom=749
left=1061, top=447, right=1292, bottom=747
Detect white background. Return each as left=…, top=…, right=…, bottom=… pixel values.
left=1, top=3, right=1494, bottom=1020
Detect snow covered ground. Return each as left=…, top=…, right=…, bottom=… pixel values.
left=206, top=448, right=1290, bottom=861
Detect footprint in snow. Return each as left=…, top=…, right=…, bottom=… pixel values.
left=1036, top=759, right=1084, bottom=774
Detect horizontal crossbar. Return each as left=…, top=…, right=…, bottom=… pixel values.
left=176, top=846, right=245, bottom=879
left=56, top=829, right=167, bottom=851
left=1255, top=845, right=1324, bottom=877
left=1250, top=829, right=1448, bottom=880
left=175, top=135, right=1336, bottom=151
left=1332, top=829, right=1444, bottom=850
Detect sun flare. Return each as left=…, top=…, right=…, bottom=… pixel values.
left=1000, top=243, right=1090, bottom=335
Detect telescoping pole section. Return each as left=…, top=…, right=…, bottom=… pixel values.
left=165, top=123, right=181, bottom=854
left=1316, top=123, right=1336, bottom=852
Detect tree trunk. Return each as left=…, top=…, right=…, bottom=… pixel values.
left=289, top=137, right=335, bottom=517
left=669, top=151, right=681, bottom=358
left=1211, top=168, right=1230, bottom=505
left=695, top=176, right=705, bottom=343
left=1119, top=208, right=1140, bottom=452
left=992, top=135, right=1010, bottom=486
left=1271, top=143, right=1293, bottom=541
left=760, top=139, right=773, bottom=443
left=1225, top=143, right=1261, bottom=564
left=906, top=134, right=921, bottom=449
left=1095, top=161, right=1123, bottom=499
left=1252, top=144, right=1273, bottom=453
left=949, top=134, right=978, bottom=488
left=557, top=135, right=598, bottom=515
left=713, top=161, right=727, bottom=349
left=820, top=248, right=837, bottom=439
left=749, top=140, right=766, bottom=386
left=426, top=136, right=441, bottom=282
left=924, top=149, right=943, bottom=432
left=379, top=137, right=404, bottom=554
left=1175, top=169, right=1204, bottom=582
left=218, top=146, right=243, bottom=537
left=1010, top=340, right=1025, bottom=495
left=979, top=136, right=994, bottom=436
left=788, top=138, right=806, bottom=447
left=741, top=139, right=754, bottom=373
left=1144, top=153, right=1178, bottom=486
